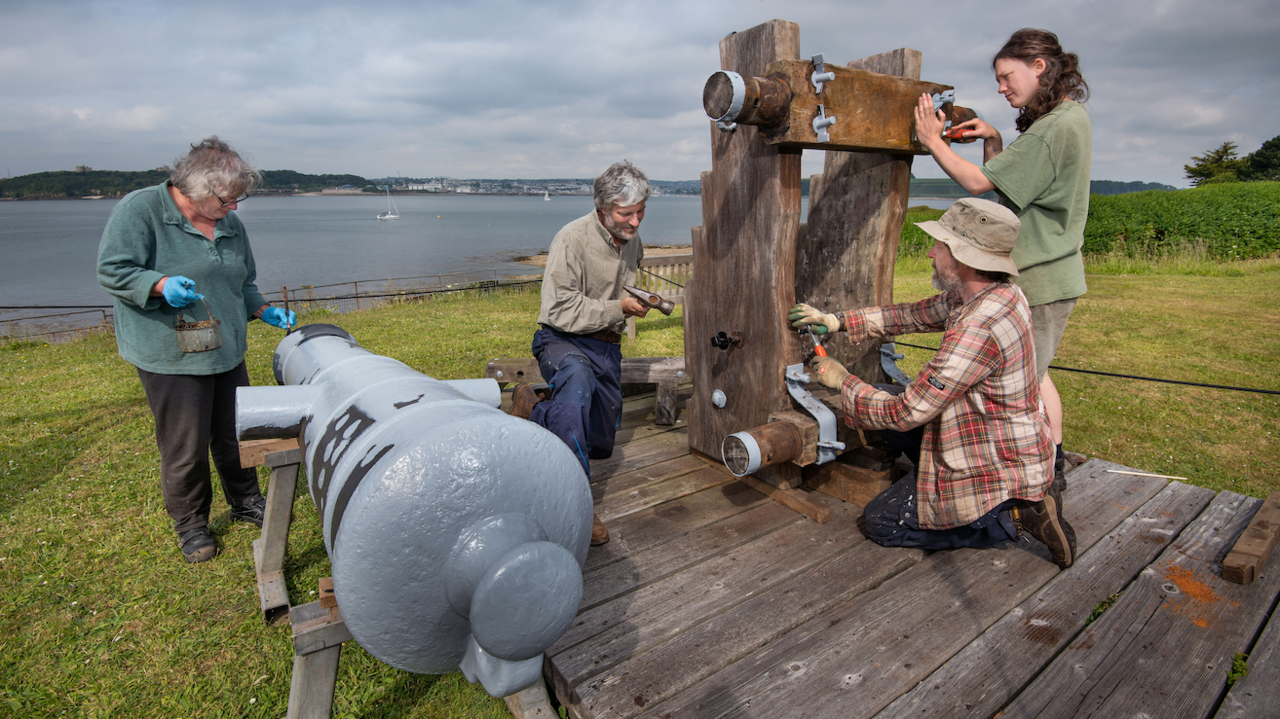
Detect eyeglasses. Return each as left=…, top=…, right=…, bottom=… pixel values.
left=214, top=191, right=251, bottom=207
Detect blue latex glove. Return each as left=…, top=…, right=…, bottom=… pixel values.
left=260, top=307, right=296, bottom=329
left=161, top=276, right=203, bottom=308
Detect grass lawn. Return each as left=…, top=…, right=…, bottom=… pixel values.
left=2, top=258, right=1277, bottom=717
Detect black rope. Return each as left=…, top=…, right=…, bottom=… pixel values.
left=638, top=265, right=685, bottom=288
left=891, top=341, right=1280, bottom=396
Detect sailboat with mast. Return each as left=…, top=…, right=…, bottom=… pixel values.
left=378, top=186, right=400, bottom=220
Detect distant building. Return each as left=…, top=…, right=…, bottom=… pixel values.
left=75, top=165, right=92, bottom=173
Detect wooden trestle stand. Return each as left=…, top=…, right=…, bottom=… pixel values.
left=685, top=19, right=962, bottom=508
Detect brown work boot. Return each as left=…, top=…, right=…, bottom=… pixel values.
left=508, top=383, right=541, bottom=420
left=1011, top=484, right=1077, bottom=569
left=591, top=515, right=609, bottom=546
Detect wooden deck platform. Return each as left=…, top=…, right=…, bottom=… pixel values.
left=526, top=387, right=1280, bottom=719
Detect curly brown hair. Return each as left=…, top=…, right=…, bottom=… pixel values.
left=994, top=29, right=1089, bottom=133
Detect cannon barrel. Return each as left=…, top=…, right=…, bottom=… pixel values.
left=236, top=324, right=593, bottom=697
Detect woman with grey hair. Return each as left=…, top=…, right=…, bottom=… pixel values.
left=97, top=136, right=296, bottom=563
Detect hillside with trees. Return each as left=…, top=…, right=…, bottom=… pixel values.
left=0, top=169, right=371, bottom=199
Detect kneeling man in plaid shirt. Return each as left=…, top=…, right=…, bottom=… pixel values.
left=790, top=198, right=1077, bottom=568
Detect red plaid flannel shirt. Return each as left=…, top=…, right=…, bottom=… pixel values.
left=838, top=284, right=1053, bottom=529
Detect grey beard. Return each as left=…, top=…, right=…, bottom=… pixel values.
left=931, top=269, right=962, bottom=295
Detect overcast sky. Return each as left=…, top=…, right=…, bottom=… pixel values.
left=2, top=0, right=1277, bottom=188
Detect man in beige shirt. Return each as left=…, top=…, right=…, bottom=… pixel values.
left=510, top=161, right=652, bottom=545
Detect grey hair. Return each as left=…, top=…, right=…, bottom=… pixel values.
left=170, top=136, right=261, bottom=201
left=593, top=160, right=650, bottom=210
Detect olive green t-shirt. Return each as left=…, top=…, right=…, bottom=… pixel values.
left=981, top=100, right=1091, bottom=307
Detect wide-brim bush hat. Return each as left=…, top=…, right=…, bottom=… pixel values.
left=915, top=197, right=1021, bottom=276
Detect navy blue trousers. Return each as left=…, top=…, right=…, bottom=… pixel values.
left=863, top=473, right=1020, bottom=550
left=529, top=327, right=623, bottom=478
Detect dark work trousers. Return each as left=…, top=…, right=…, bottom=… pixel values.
left=136, top=362, right=263, bottom=534
left=873, top=383, right=923, bottom=470
left=863, top=471, right=1020, bottom=550
left=529, top=327, right=623, bottom=479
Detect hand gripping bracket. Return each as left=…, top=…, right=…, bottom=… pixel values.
left=785, top=363, right=845, bottom=465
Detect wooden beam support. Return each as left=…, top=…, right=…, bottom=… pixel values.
left=737, top=474, right=831, bottom=523
left=803, top=459, right=895, bottom=508
left=759, top=60, right=959, bottom=153
left=1223, top=490, right=1280, bottom=584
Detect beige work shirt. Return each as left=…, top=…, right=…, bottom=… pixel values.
left=537, top=211, right=643, bottom=335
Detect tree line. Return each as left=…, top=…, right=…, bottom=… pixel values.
left=0, top=169, right=372, bottom=199
left=1185, top=135, right=1280, bottom=186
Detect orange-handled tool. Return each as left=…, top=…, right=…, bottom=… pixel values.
left=807, top=328, right=828, bottom=373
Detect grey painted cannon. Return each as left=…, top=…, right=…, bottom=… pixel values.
left=236, top=324, right=592, bottom=697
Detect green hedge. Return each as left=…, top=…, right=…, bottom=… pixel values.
left=900, top=183, right=1280, bottom=261
left=1083, top=182, right=1280, bottom=259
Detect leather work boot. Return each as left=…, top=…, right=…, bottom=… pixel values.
left=591, top=515, right=609, bottom=546
left=1010, top=484, right=1077, bottom=569
left=508, top=383, right=541, bottom=420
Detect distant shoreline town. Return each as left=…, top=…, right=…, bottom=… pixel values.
left=0, top=166, right=1176, bottom=201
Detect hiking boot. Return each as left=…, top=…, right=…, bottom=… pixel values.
left=591, top=515, right=609, bottom=546
left=509, top=383, right=541, bottom=420
left=1011, top=485, right=1077, bottom=569
left=230, top=495, right=267, bottom=528
left=178, top=527, right=218, bottom=564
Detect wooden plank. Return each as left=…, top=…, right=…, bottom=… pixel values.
left=238, top=437, right=301, bottom=468
left=584, top=479, right=769, bottom=574
left=635, top=459, right=1168, bottom=719
left=796, top=48, right=920, bottom=384
left=1218, top=600, right=1280, bottom=717
left=1223, top=489, right=1280, bottom=584
left=1000, top=490, right=1280, bottom=719
left=738, top=474, right=831, bottom=523
left=553, top=498, right=850, bottom=693
left=598, top=466, right=738, bottom=523
left=803, top=459, right=894, bottom=507
left=569, top=500, right=809, bottom=637
left=566, top=518, right=925, bottom=719
left=757, top=59, right=955, bottom=153
left=684, top=19, right=802, bottom=493
left=592, top=454, right=708, bottom=505
left=875, top=481, right=1216, bottom=719
left=589, top=428, right=691, bottom=483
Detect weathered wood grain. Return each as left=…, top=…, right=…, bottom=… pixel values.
left=584, top=480, right=768, bottom=574
left=795, top=48, right=920, bottom=384
left=737, top=474, right=831, bottom=523
left=592, top=454, right=710, bottom=506
left=634, top=459, right=1167, bottom=719
left=875, top=481, right=1216, bottom=719
left=590, top=428, right=692, bottom=483
left=565, top=507, right=922, bottom=719
left=574, top=500, right=804, bottom=628
left=684, top=19, right=803, bottom=492
left=597, top=466, right=739, bottom=523
left=1217, top=599, right=1280, bottom=717
left=1000, top=490, right=1280, bottom=719
left=1222, top=489, right=1280, bottom=584
left=758, top=59, right=955, bottom=153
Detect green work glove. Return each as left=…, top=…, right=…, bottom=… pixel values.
left=789, top=303, right=840, bottom=335
left=808, top=356, right=850, bottom=390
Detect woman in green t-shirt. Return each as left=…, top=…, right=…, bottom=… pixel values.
left=913, top=28, right=1091, bottom=492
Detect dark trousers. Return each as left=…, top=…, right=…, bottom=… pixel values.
left=529, top=327, right=623, bottom=478
left=136, top=363, right=263, bottom=533
left=863, top=383, right=1018, bottom=550
left=863, top=472, right=1019, bottom=550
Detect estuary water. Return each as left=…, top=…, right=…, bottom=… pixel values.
left=0, top=193, right=953, bottom=312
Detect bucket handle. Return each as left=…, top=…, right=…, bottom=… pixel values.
left=176, top=297, right=218, bottom=326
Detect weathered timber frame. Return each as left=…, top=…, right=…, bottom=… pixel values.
left=685, top=19, right=922, bottom=489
